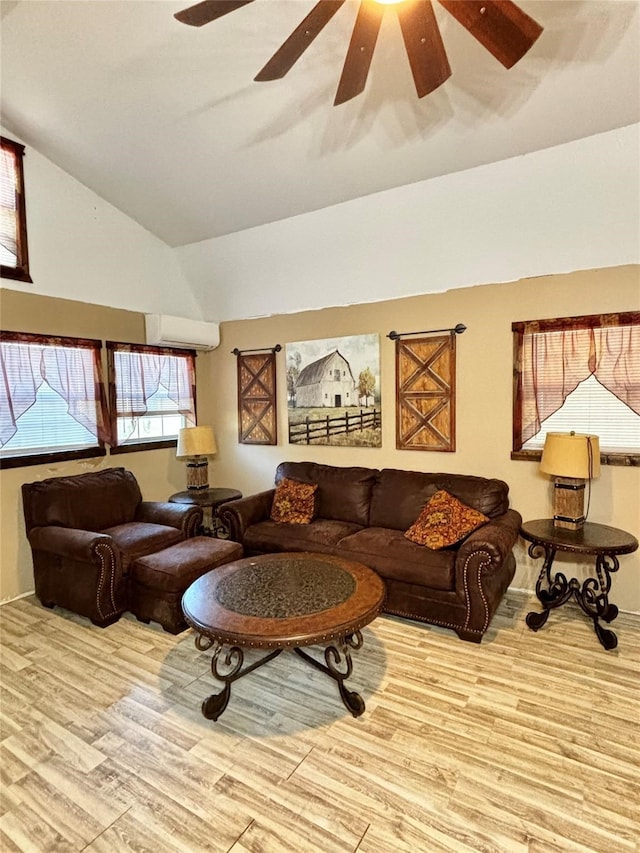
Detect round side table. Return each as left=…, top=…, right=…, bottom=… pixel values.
left=169, top=488, right=242, bottom=538
left=521, top=519, right=638, bottom=650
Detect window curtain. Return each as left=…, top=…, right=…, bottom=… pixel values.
left=110, top=345, right=196, bottom=418
left=516, top=315, right=640, bottom=445
left=0, top=334, right=110, bottom=446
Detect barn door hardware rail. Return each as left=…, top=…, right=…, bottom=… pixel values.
left=232, top=345, right=282, bottom=355
left=387, top=324, right=466, bottom=340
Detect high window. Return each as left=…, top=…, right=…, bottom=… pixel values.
left=512, top=312, right=640, bottom=464
left=1, top=136, right=31, bottom=283
left=107, top=342, right=196, bottom=452
left=0, top=332, right=108, bottom=468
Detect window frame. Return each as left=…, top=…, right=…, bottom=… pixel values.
left=0, top=331, right=107, bottom=469
left=1, top=136, right=32, bottom=284
left=511, top=311, right=640, bottom=467
left=106, top=341, right=197, bottom=454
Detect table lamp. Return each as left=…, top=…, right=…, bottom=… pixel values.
left=539, top=432, right=600, bottom=530
left=176, top=426, right=217, bottom=491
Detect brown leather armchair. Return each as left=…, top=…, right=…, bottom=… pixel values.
left=22, top=467, right=202, bottom=627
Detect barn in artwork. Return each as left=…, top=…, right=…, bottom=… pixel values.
left=295, top=350, right=356, bottom=408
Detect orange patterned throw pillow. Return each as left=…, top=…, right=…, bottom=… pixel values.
left=404, top=489, right=489, bottom=549
left=270, top=478, right=318, bottom=524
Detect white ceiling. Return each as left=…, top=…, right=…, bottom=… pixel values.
left=1, top=0, right=639, bottom=248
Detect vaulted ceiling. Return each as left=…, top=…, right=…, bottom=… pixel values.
left=1, top=0, right=638, bottom=248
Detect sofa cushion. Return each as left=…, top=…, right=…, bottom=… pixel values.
left=369, top=469, right=439, bottom=531
left=244, top=518, right=363, bottom=555
left=404, top=490, right=489, bottom=549
left=276, top=461, right=377, bottom=526
left=369, top=468, right=509, bottom=530
left=101, top=522, right=182, bottom=570
left=336, top=527, right=455, bottom=591
left=270, top=478, right=318, bottom=524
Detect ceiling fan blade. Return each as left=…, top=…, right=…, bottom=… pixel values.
left=334, top=0, right=384, bottom=106
left=174, top=0, right=254, bottom=28
left=437, top=0, right=543, bottom=68
left=255, top=1, right=346, bottom=82
left=397, top=0, right=451, bottom=97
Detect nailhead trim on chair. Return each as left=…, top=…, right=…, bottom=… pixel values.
left=94, top=542, right=118, bottom=621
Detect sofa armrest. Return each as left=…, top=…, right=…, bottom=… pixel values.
left=218, top=490, right=275, bottom=543
left=455, top=509, right=522, bottom=571
left=453, top=509, right=522, bottom=638
left=28, top=525, right=114, bottom=562
left=135, top=501, right=202, bottom=538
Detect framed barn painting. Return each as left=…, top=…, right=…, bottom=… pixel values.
left=286, top=334, right=381, bottom=447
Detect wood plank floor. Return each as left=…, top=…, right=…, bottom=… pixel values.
left=1, top=591, right=638, bottom=853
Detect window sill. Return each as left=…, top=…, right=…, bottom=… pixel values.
left=511, top=450, right=639, bottom=467
left=110, top=439, right=177, bottom=454
left=0, top=446, right=106, bottom=470
left=1, top=265, right=33, bottom=284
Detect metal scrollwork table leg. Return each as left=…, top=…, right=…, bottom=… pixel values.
left=195, top=631, right=368, bottom=720
left=294, top=631, right=366, bottom=718
left=196, top=634, right=282, bottom=721
left=525, top=544, right=620, bottom=650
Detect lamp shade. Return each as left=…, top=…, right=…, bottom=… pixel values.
left=539, top=432, right=600, bottom=480
left=176, top=426, right=217, bottom=459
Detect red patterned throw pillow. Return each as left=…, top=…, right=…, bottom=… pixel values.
left=270, top=478, right=318, bottom=524
left=404, top=489, right=489, bottom=549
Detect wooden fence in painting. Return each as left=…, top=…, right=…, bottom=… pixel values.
left=288, top=408, right=381, bottom=445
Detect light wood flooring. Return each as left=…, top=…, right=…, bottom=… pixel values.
left=1, top=591, right=638, bottom=853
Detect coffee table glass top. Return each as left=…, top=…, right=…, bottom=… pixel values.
left=216, top=556, right=356, bottom=618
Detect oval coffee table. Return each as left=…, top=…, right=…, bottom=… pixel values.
left=181, top=551, right=386, bottom=720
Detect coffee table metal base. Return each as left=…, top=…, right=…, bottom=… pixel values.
left=195, top=630, right=367, bottom=720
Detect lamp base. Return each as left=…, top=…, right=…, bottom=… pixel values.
left=186, top=457, right=210, bottom=491
left=552, top=477, right=586, bottom=530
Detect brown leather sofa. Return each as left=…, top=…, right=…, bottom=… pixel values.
left=220, top=461, right=522, bottom=643
left=22, top=467, right=202, bottom=627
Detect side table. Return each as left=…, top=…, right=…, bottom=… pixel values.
left=169, top=488, right=242, bottom=538
left=521, top=519, right=638, bottom=650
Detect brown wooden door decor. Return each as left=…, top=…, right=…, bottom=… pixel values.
left=236, top=350, right=278, bottom=445
left=396, top=333, right=456, bottom=451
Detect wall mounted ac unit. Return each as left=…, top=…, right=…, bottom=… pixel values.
left=145, top=314, right=220, bottom=352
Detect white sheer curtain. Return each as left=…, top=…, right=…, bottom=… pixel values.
left=113, top=349, right=195, bottom=417
left=0, top=144, right=18, bottom=264
left=0, top=337, right=109, bottom=446
left=518, top=321, right=640, bottom=445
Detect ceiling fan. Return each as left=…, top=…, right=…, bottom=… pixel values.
left=174, top=0, right=543, bottom=106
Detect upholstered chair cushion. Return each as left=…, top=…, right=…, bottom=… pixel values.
left=100, top=522, right=183, bottom=572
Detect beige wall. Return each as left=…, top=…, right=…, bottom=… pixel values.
left=2, top=267, right=639, bottom=612
left=203, top=265, right=640, bottom=612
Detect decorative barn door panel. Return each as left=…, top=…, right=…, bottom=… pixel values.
left=237, top=352, right=277, bottom=445
left=396, top=334, right=456, bottom=451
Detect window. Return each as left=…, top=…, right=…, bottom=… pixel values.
left=512, top=312, right=640, bottom=465
left=0, top=332, right=108, bottom=468
left=107, top=342, right=196, bottom=452
left=1, top=137, right=32, bottom=283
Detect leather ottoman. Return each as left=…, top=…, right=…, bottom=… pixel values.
left=129, top=536, right=243, bottom=634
